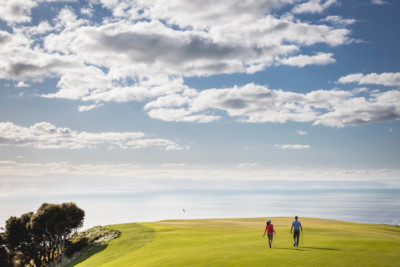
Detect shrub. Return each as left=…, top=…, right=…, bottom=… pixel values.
left=66, top=237, right=89, bottom=257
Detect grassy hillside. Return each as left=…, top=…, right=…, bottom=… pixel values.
left=68, top=217, right=400, bottom=266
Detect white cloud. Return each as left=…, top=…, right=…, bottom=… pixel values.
left=338, top=72, right=400, bottom=87
left=278, top=52, right=335, bottom=67
left=321, top=16, right=356, bottom=26
left=145, top=83, right=400, bottom=127
left=97, top=0, right=302, bottom=29
left=53, top=7, right=88, bottom=31
left=0, top=1, right=355, bottom=113
left=41, top=17, right=350, bottom=80
left=0, top=0, right=77, bottom=25
left=351, top=87, right=369, bottom=94
left=0, top=0, right=37, bottom=24
left=275, top=144, right=310, bottom=149
left=80, top=7, right=94, bottom=17
left=371, top=0, right=389, bottom=5
left=0, top=121, right=185, bottom=150
left=77, top=103, right=102, bottom=112
left=0, top=0, right=375, bottom=130
left=296, top=130, right=307, bottom=135
left=292, top=0, right=338, bottom=14
left=145, top=84, right=329, bottom=123
left=16, top=81, right=29, bottom=87
left=147, top=108, right=220, bottom=123
left=0, top=28, right=82, bottom=82
left=21, top=21, right=54, bottom=36
left=313, top=90, right=400, bottom=127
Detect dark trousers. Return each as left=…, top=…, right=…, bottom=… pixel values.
left=293, top=230, right=300, bottom=245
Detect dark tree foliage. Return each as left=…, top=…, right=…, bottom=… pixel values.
left=4, top=212, right=44, bottom=266
left=0, top=232, right=12, bottom=266
left=30, top=202, right=85, bottom=262
left=1, top=202, right=84, bottom=266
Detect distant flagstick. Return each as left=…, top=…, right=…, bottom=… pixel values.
left=183, top=209, right=185, bottom=219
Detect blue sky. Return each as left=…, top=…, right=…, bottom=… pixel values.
left=0, top=0, right=399, bottom=193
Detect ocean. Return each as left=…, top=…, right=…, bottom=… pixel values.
left=1, top=188, right=399, bottom=229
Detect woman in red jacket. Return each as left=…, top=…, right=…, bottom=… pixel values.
left=263, top=219, right=276, bottom=248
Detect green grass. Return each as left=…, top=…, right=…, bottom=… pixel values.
left=70, top=217, right=400, bottom=266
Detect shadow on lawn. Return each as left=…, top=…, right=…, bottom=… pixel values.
left=65, top=223, right=156, bottom=266
left=65, top=243, right=108, bottom=267
left=302, top=246, right=340, bottom=251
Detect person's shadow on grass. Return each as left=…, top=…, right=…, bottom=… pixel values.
left=274, top=247, right=340, bottom=251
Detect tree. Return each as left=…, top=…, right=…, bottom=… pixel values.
left=2, top=202, right=85, bottom=266
left=0, top=231, right=11, bottom=267
left=4, top=212, right=44, bottom=266
left=30, top=202, right=85, bottom=263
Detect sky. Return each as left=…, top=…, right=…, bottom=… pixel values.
left=0, top=0, right=400, bottom=200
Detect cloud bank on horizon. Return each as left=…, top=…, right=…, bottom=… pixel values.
left=0, top=0, right=399, bottom=183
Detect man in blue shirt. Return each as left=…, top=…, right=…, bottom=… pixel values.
left=291, top=216, right=303, bottom=247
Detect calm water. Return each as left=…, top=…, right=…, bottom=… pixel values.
left=1, top=189, right=399, bottom=229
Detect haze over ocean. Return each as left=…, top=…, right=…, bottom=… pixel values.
left=2, top=188, right=399, bottom=229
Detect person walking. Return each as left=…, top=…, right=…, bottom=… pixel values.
left=291, top=216, right=303, bottom=247
left=263, top=219, right=276, bottom=248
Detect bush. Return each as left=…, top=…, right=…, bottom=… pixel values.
left=65, top=226, right=121, bottom=260
left=70, top=226, right=120, bottom=244
left=66, top=237, right=89, bottom=257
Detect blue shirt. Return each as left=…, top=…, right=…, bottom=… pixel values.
left=292, top=220, right=301, bottom=230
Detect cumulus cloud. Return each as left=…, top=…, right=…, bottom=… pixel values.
left=1, top=0, right=385, bottom=130
left=145, top=83, right=400, bottom=127
left=97, top=0, right=302, bottom=29
left=147, top=108, right=220, bottom=123
left=21, top=21, right=54, bottom=36
left=0, top=28, right=82, bottom=82
left=292, top=0, right=338, bottom=14
left=278, top=52, right=335, bottom=67
left=0, top=121, right=185, bottom=150
left=16, top=81, right=29, bottom=87
left=0, top=1, right=354, bottom=109
left=313, top=90, right=400, bottom=127
left=145, top=83, right=331, bottom=123
left=338, top=72, right=400, bottom=87
left=321, top=16, right=356, bottom=26
left=80, top=7, right=94, bottom=17
left=0, top=0, right=37, bottom=24
left=0, top=0, right=78, bottom=25
left=40, top=16, right=350, bottom=80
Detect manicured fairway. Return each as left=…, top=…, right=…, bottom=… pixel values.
left=70, top=217, right=400, bottom=266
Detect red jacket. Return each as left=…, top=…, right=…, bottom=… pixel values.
left=264, top=223, right=274, bottom=235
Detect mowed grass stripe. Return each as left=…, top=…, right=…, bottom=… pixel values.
left=72, top=217, right=400, bottom=267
